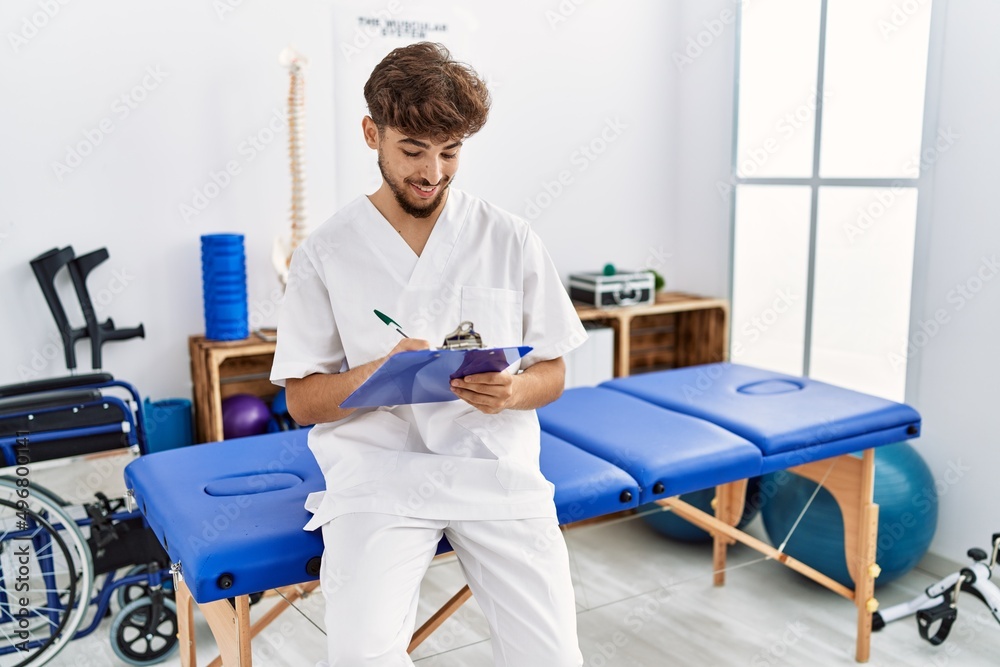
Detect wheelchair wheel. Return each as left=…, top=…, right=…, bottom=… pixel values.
left=0, top=479, right=94, bottom=592
left=115, top=565, right=174, bottom=612
left=0, top=478, right=70, bottom=507
left=0, top=477, right=94, bottom=564
left=110, top=597, right=179, bottom=666
left=0, top=498, right=91, bottom=667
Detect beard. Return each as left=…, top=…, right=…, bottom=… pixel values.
left=377, top=150, right=452, bottom=219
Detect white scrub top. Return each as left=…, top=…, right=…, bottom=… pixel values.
left=270, top=189, right=587, bottom=530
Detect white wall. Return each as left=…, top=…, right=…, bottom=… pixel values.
left=672, top=0, right=737, bottom=298
left=0, top=0, right=681, bottom=400
left=0, top=1, right=340, bottom=400
left=906, top=0, right=1000, bottom=564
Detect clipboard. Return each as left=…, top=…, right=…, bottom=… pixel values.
left=340, top=346, right=533, bottom=408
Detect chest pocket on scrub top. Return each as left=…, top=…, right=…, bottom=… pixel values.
left=459, top=286, right=523, bottom=348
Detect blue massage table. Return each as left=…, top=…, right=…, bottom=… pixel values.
left=124, top=363, right=921, bottom=665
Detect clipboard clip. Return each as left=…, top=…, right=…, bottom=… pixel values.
left=440, top=321, right=484, bottom=350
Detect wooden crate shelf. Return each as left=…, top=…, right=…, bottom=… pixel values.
left=575, top=292, right=728, bottom=377
left=189, top=334, right=278, bottom=443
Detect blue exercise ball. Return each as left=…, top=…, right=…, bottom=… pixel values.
left=221, top=393, right=272, bottom=439
left=271, top=388, right=288, bottom=417
left=760, top=442, right=937, bottom=588
left=641, top=477, right=762, bottom=543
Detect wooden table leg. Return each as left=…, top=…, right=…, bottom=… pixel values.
left=202, top=594, right=252, bottom=667
left=408, top=585, right=473, bottom=654
left=790, top=452, right=880, bottom=663
left=175, top=576, right=197, bottom=667
left=712, top=479, right=748, bottom=586
left=853, top=450, right=879, bottom=663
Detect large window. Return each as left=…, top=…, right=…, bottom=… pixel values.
left=730, top=0, right=933, bottom=400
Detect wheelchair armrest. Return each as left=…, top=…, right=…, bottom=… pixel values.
left=0, top=388, right=104, bottom=416
left=0, top=373, right=115, bottom=398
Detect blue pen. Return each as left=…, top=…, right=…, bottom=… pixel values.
left=374, top=309, right=409, bottom=338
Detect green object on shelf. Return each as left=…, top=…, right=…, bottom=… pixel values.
left=647, top=269, right=666, bottom=292
left=602, top=263, right=616, bottom=276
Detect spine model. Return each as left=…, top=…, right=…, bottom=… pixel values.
left=274, top=47, right=310, bottom=285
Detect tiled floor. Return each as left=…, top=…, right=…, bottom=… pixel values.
left=47, top=510, right=1000, bottom=667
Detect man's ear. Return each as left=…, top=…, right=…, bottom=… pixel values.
left=362, top=116, right=380, bottom=150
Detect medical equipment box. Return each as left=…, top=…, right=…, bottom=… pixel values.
left=569, top=271, right=655, bottom=308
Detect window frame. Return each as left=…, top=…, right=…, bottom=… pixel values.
left=728, top=0, right=945, bottom=396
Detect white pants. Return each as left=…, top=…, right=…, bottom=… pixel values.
left=319, top=513, right=583, bottom=666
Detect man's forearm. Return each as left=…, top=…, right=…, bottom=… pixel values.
left=285, top=338, right=433, bottom=425
left=507, top=358, right=566, bottom=411
left=284, top=356, right=385, bottom=425
left=290, top=353, right=566, bottom=423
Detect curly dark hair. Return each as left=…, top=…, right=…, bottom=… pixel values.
left=364, top=42, right=491, bottom=142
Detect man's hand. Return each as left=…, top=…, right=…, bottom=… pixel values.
left=389, top=338, right=432, bottom=356
left=285, top=337, right=432, bottom=425
left=451, top=358, right=566, bottom=414
left=450, top=372, right=516, bottom=414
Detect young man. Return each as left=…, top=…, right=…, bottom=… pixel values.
left=271, top=42, right=586, bottom=666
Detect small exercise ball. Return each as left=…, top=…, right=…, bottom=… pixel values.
left=221, top=393, right=272, bottom=439
left=760, top=442, right=937, bottom=588
left=641, top=477, right=762, bottom=543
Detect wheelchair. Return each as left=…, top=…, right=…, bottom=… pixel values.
left=0, top=373, right=177, bottom=666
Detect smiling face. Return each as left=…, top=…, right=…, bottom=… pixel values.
left=365, top=118, right=462, bottom=220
